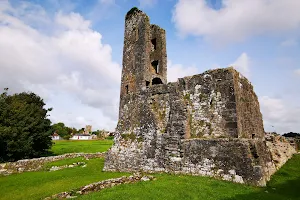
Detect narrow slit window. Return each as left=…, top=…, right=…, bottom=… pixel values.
left=136, top=28, right=139, bottom=41
left=151, top=60, right=159, bottom=74
left=151, top=38, right=157, bottom=50
left=125, top=85, right=129, bottom=94
left=146, top=81, right=150, bottom=87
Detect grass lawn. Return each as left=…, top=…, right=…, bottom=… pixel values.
left=78, top=154, right=300, bottom=200
left=51, top=139, right=113, bottom=155
left=0, top=158, right=128, bottom=200
left=1, top=145, right=299, bottom=200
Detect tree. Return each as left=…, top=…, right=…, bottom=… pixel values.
left=283, top=132, right=300, bottom=149
left=282, top=132, right=300, bottom=138
left=51, top=123, right=77, bottom=140
left=52, top=122, right=69, bottom=139
left=0, top=89, right=53, bottom=162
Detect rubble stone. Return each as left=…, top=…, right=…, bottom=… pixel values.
left=0, top=153, right=104, bottom=176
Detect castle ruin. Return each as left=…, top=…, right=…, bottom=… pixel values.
left=104, top=8, right=296, bottom=186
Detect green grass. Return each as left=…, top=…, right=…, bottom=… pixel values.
left=51, top=140, right=113, bottom=155
left=78, top=154, right=300, bottom=200
left=1, top=151, right=299, bottom=200
left=43, top=157, right=86, bottom=169
left=0, top=158, right=128, bottom=200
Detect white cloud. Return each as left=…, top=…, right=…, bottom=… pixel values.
left=138, top=0, right=157, bottom=8
left=55, top=12, right=91, bottom=30
left=260, top=96, right=300, bottom=134
left=173, top=0, right=300, bottom=43
left=167, top=60, right=199, bottom=82
left=230, top=53, right=250, bottom=78
left=281, top=39, right=298, bottom=47
left=168, top=53, right=250, bottom=82
left=0, top=1, right=121, bottom=130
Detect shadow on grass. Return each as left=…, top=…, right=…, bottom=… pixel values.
left=222, top=176, right=300, bottom=200
left=41, top=150, right=57, bottom=157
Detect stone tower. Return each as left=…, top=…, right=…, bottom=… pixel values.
left=117, top=8, right=167, bottom=133
left=104, top=8, right=296, bottom=187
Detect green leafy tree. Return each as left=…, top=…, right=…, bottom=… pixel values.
left=51, top=123, right=78, bottom=140
left=283, top=132, right=300, bottom=149
left=0, top=89, right=53, bottom=162
left=51, top=122, right=75, bottom=140
left=70, top=127, right=78, bottom=134
left=52, top=122, right=68, bottom=138
left=283, top=132, right=300, bottom=138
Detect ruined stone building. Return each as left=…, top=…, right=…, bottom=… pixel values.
left=104, top=8, right=296, bottom=186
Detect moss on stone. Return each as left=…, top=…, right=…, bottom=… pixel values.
left=121, top=132, right=144, bottom=142
left=121, top=133, right=136, bottom=141
left=160, top=127, right=166, bottom=134
left=158, top=109, right=166, bottom=121
left=184, top=93, right=190, bottom=101
left=126, top=7, right=140, bottom=19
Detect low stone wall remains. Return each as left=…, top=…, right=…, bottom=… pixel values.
left=44, top=173, right=155, bottom=199
left=0, top=152, right=105, bottom=176
left=49, top=162, right=86, bottom=171
left=265, top=133, right=296, bottom=170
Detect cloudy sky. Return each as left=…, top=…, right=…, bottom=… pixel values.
left=0, top=0, right=299, bottom=134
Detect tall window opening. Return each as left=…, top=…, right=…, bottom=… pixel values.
left=151, top=38, right=157, bottom=50
left=152, top=78, right=163, bottom=85
left=125, top=85, right=129, bottom=94
left=146, top=81, right=150, bottom=87
left=151, top=60, right=159, bottom=74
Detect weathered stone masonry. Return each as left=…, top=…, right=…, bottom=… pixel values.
left=104, top=8, right=296, bottom=186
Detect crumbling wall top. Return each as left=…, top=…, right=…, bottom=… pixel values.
left=125, top=7, right=144, bottom=20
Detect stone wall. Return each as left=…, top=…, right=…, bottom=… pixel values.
left=265, top=133, right=296, bottom=170
left=232, top=70, right=265, bottom=139
left=0, top=153, right=104, bottom=175
left=105, top=136, right=279, bottom=186
left=44, top=173, right=154, bottom=199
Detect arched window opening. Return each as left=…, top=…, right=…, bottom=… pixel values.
left=152, top=78, right=163, bottom=85
left=151, top=60, right=159, bottom=74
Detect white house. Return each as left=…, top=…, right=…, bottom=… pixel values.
left=51, top=133, right=62, bottom=140
left=70, top=134, right=93, bottom=140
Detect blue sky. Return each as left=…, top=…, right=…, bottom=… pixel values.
left=1, top=0, right=300, bottom=133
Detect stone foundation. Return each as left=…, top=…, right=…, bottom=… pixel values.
left=0, top=152, right=104, bottom=175
left=105, top=138, right=283, bottom=186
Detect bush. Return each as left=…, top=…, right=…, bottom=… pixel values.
left=0, top=89, right=53, bottom=162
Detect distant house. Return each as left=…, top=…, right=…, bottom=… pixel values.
left=70, top=134, right=92, bottom=140
left=51, top=132, right=62, bottom=140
